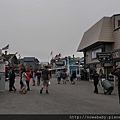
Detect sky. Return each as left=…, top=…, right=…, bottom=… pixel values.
left=0, top=0, right=120, bottom=62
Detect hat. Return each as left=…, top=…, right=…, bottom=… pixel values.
left=116, top=65, right=120, bottom=69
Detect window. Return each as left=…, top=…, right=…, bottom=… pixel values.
left=92, top=48, right=102, bottom=59
left=118, top=20, right=120, bottom=27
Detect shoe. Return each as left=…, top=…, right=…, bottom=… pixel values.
left=9, top=90, right=13, bottom=92
left=46, top=90, right=49, bottom=94
left=27, top=89, right=30, bottom=91
left=40, top=88, right=43, bottom=94
left=23, top=91, right=26, bottom=94
left=32, top=84, right=35, bottom=86
left=14, top=89, right=16, bottom=92
left=94, top=91, right=98, bottom=94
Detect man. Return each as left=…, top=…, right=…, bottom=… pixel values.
left=111, top=65, right=120, bottom=104
left=8, top=67, right=16, bottom=92
left=26, top=69, right=31, bottom=91
left=57, top=70, right=61, bottom=84
left=40, top=66, right=50, bottom=94
left=36, top=70, right=41, bottom=86
left=70, top=70, right=76, bottom=84
left=92, top=70, right=99, bottom=94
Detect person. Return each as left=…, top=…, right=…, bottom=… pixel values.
left=61, top=70, right=67, bottom=84
left=19, top=68, right=27, bottom=94
left=70, top=70, right=76, bottom=84
left=32, top=71, right=36, bottom=86
left=92, top=70, right=99, bottom=94
left=40, top=66, right=50, bottom=94
left=8, top=67, right=16, bottom=92
left=111, top=65, right=120, bottom=104
left=36, top=70, right=41, bottom=86
left=26, top=69, right=31, bottom=91
left=57, top=70, right=61, bottom=84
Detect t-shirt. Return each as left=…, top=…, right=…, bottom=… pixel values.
left=22, top=72, right=27, bottom=80
left=92, top=73, right=99, bottom=84
left=42, top=69, right=50, bottom=80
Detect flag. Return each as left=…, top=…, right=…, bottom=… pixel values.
left=54, top=54, right=61, bottom=60
left=50, top=51, right=53, bottom=55
left=58, top=53, right=61, bottom=57
left=2, top=44, right=9, bottom=50
left=8, top=52, right=19, bottom=64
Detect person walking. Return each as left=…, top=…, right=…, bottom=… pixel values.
left=57, top=70, right=61, bottom=84
left=40, top=66, right=50, bottom=94
left=92, top=70, right=99, bottom=94
left=70, top=70, right=76, bottom=84
left=19, top=68, right=27, bottom=94
left=32, top=71, right=36, bottom=86
left=61, top=70, right=67, bottom=84
left=8, top=67, right=16, bottom=92
left=26, top=69, right=31, bottom=91
left=36, top=70, right=41, bottom=86
left=111, top=65, right=120, bottom=104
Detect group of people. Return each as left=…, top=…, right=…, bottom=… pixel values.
left=56, top=70, right=77, bottom=84
left=8, top=65, right=51, bottom=94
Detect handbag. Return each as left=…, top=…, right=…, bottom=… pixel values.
left=48, top=81, right=51, bottom=85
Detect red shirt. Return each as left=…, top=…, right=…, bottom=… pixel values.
left=26, top=72, right=31, bottom=81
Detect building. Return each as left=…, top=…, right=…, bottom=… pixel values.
left=23, top=57, right=40, bottom=70
left=77, top=14, right=120, bottom=84
left=50, top=56, right=84, bottom=77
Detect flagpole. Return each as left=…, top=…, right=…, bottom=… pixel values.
left=8, top=44, right=10, bottom=54
left=48, top=56, right=50, bottom=64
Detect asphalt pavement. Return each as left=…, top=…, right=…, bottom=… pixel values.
left=0, top=76, right=120, bottom=114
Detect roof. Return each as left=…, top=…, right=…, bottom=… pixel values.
left=77, top=17, right=114, bottom=52
left=23, top=57, right=35, bottom=62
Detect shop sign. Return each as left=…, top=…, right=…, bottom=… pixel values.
left=112, top=51, right=120, bottom=59
left=55, top=61, right=65, bottom=66
left=97, top=52, right=112, bottom=62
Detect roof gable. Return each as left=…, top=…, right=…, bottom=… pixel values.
left=77, top=17, right=114, bottom=52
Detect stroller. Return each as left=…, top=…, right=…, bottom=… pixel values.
left=100, top=78, right=114, bottom=95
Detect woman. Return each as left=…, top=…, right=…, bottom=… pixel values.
left=19, top=68, right=27, bottom=94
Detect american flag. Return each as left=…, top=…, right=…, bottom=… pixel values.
left=54, top=53, right=61, bottom=60
left=2, top=44, right=9, bottom=50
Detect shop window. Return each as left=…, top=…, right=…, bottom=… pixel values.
left=92, top=48, right=102, bottom=59
left=118, top=20, right=120, bottom=27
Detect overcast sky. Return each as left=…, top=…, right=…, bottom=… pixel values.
left=0, top=0, right=120, bottom=62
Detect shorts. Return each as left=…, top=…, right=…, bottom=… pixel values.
left=32, top=77, right=36, bottom=81
left=43, top=80, right=49, bottom=87
left=22, top=79, right=27, bottom=86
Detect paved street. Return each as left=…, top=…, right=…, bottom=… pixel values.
left=0, top=76, right=120, bottom=114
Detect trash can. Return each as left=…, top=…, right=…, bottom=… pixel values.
left=101, top=79, right=114, bottom=94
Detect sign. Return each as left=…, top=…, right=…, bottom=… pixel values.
left=55, top=61, right=65, bottom=66
left=97, top=52, right=112, bottom=62
left=0, top=62, right=5, bottom=73
left=112, top=51, right=120, bottom=59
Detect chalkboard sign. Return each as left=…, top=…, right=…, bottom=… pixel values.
left=97, top=52, right=112, bottom=62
